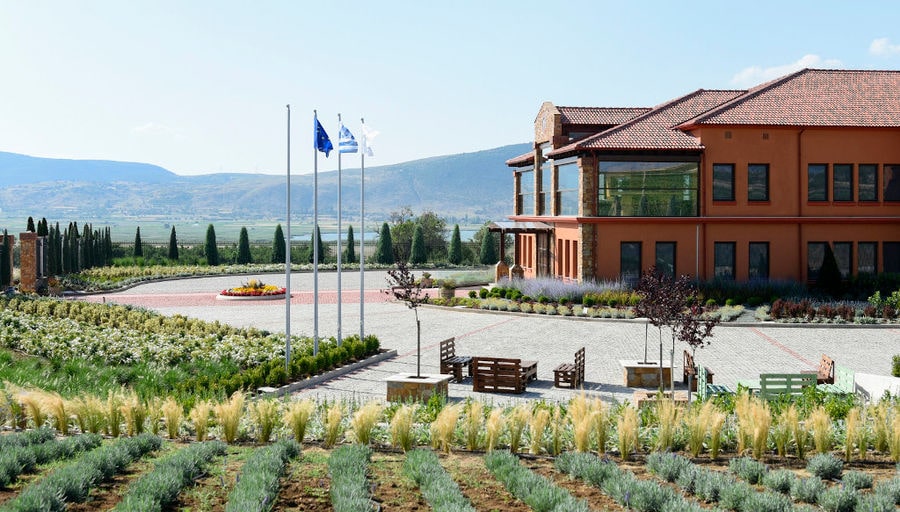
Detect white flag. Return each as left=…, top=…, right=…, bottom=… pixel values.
left=361, top=122, right=379, bottom=157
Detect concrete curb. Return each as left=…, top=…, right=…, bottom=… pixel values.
left=257, top=349, right=398, bottom=398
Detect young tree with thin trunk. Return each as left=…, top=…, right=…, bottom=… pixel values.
left=384, top=259, right=429, bottom=378
left=634, top=266, right=693, bottom=392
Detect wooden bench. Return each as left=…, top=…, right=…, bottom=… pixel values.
left=696, top=365, right=731, bottom=401
left=439, top=337, right=472, bottom=383
left=801, top=354, right=835, bottom=385
left=471, top=357, right=537, bottom=394
left=758, top=373, right=817, bottom=399
left=817, top=364, right=854, bottom=394
left=553, top=347, right=585, bottom=388
left=683, top=350, right=714, bottom=392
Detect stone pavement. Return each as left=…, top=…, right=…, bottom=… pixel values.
left=87, top=271, right=900, bottom=407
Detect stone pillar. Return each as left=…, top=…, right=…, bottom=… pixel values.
left=18, top=233, right=48, bottom=294
left=494, top=261, right=509, bottom=283
left=509, top=264, right=524, bottom=280
left=578, top=155, right=599, bottom=282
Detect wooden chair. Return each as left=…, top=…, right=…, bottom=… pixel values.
left=801, top=354, right=835, bottom=385
left=683, top=350, right=714, bottom=392
left=439, top=337, right=472, bottom=383
left=472, top=357, right=537, bottom=394
left=553, top=347, right=585, bottom=388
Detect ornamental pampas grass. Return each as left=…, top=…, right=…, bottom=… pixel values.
left=809, top=406, right=832, bottom=454
left=617, top=405, right=639, bottom=461
left=390, top=404, right=416, bottom=452
left=284, top=399, right=315, bottom=444
left=529, top=408, right=551, bottom=455
left=161, top=397, right=183, bottom=440
left=322, top=402, right=344, bottom=448
left=430, top=403, right=462, bottom=454
left=350, top=400, right=382, bottom=446
left=214, top=391, right=245, bottom=444
left=463, top=401, right=484, bottom=451
left=485, top=408, right=505, bottom=452
left=506, top=404, right=531, bottom=454
left=189, top=400, right=213, bottom=442
left=249, top=398, right=281, bottom=444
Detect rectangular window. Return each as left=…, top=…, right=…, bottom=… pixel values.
left=620, top=242, right=642, bottom=283
left=597, top=161, right=698, bottom=217
left=833, top=242, right=852, bottom=278
left=807, top=242, right=827, bottom=282
left=557, top=162, right=579, bottom=216
left=539, top=145, right=552, bottom=215
left=518, top=168, right=534, bottom=215
left=833, top=164, right=853, bottom=202
left=655, top=242, right=676, bottom=278
left=859, top=164, right=878, bottom=202
left=748, top=242, right=769, bottom=280
left=885, top=165, right=900, bottom=202
left=858, top=242, right=877, bottom=275
left=713, top=163, right=735, bottom=201
left=748, top=164, right=769, bottom=201
left=713, top=242, right=735, bottom=280
left=885, top=242, right=900, bottom=273
left=808, top=164, right=827, bottom=201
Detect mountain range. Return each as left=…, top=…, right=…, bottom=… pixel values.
left=0, top=143, right=529, bottom=227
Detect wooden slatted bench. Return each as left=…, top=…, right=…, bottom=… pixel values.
left=683, top=350, right=714, bottom=392
left=472, top=357, right=537, bottom=394
left=439, top=337, right=472, bottom=383
left=696, top=365, right=731, bottom=401
left=817, top=364, right=854, bottom=394
left=758, top=373, right=817, bottom=399
left=554, top=347, right=585, bottom=388
left=801, top=354, right=835, bottom=385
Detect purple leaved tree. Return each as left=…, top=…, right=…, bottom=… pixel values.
left=383, top=259, right=430, bottom=378
left=634, top=266, right=693, bottom=392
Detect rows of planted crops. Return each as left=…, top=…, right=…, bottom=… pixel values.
left=1, top=390, right=900, bottom=510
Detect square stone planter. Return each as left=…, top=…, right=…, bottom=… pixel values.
left=385, top=373, right=452, bottom=402
left=621, top=360, right=672, bottom=388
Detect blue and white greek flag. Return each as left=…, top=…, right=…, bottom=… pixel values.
left=338, top=124, right=358, bottom=154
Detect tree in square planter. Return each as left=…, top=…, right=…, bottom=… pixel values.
left=384, top=259, right=429, bottom=378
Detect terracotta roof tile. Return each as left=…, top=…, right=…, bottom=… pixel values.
left=550, top=89, right=744, bottom=156
left=557, top=106, right=650, bottom=125
left=506, top=151, right=534, bottom=166
left=680, top=69, right=900, bottom=127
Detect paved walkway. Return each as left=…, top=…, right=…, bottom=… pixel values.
left=81, top=271, right=900, bottom=407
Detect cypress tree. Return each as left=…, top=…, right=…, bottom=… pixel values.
left=344, top=225, right=356, bottom=264
left=1, top=229, right=10, bottom=287
left=479, top=229, right=498, bottom=265
left=308, top=225, right=326, bottom=264
left=409, top=224, right=426, bottom=265
left=205, top=224, right=219, bottom=266
left=82, top=224, right=93, bottom=269
left=104, top=227, right=113, bottom=264
left=168, top=226, right=179, bottom=260
left=37, top=218, right=48, bottom=236
left=26, top=216, right=35, bottom=233
left=272, top=224, right=286, bottom=263
left=133, top=227, right=143, bottom=258
left=448, top=224, right=462, bottom=265
left=237, top=226, right=252, bottom=264
left=374, top=222, right=393, bottom=264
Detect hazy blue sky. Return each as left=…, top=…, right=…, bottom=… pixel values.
left=2, top=1, right=899, bottom=176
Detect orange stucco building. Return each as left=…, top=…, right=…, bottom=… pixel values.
left=503, top=69, right=900, bottom=284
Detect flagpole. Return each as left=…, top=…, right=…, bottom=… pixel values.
left=285, top=104, right=291, bottom=370
left=312, top=110, right=319, bottom=355
left=336, top=114, right=344, bottom=347
left=359, top=117, right=366, bottom=341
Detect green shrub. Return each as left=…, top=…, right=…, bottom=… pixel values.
left=875, top=476, right=900, bottom=504
left=893, top=355, right=900, bottom=377
left=817, top=486, right=858, bottom=512
left=740, top=490, right=793, bottom=512
left=717, top=479, right=753, bottom=510
left=762, top=468, right=797, bottom=494
left=645, top=452, right=692, bottom=483
left=854, top=493, right=896, bottom=512
left=790, top=476, right=826, bottom=504
left=728, top=456, right=768, bottom=485
left=807, top=453, right=843, bottom=480
left=840, top=469, right=872, bottom=491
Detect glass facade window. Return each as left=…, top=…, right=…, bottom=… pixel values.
left=557, top=162, right=579, bottom=216
left=833, top=164, right=853, bottom=202
left=517, top=169, right=534, bottom=215
left=748, top=164, right=769, bottom=201
left=885, top=242, right=900, bottom=273
left=714, top=242, right=735, bottom=280
left=713, top=163, right=735, bottom=201
left=807, top=242, right=827, bottom=281
left=597, top=161, right=698, bottom=217
left=885, top=165, right=900, bottom=202
left=859, top=164, right=878, bottom=202
left=858, top=242, right=877, bottom=274
left=620, top=242, right=642, bottom=283
left=655, top=242, right=676, bottom=278
left=808, top=164, right=828, bottom=201
left=748, top=242, right=769, bottom=280
left=833, top=242, right=851, bottom=278
left=539, top=145, right=552, bottom=215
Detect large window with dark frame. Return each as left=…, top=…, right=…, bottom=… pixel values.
left=748, top=242, right=769, bottom=280
left=859, top=164, right=878, bottom=202
left=557, top=161, right=579, bottom=216
left=858, top=242, right=877, bottom=274
left=807, top=242, right=827, bottom=282
left=713, top=163, right=735, bottom=201
left=539, top=145, right=552, bottom=215
left=885, top=165, right=900, bottom=202
left=655, top=242, right=676, bottom=278
left=808, top=164, right=828, bottom=201
left=833, top=242, right=852, bottom=278
left=596, top=161, right=698, bottom=217
left=748, top=164, right=769, bottom=201
left=833, top=164, right=853, bottom=202
left=713, top=242, right=735, bottom=280
left=517, top=168, right=534, bottom=215
left=885, top=242, right=900, bottom=273
left=620, top=242, right=642, bottom=283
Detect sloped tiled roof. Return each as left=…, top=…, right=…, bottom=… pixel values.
left=506, top=151, right=534, bottom=166
left=557, top=106, right=650, bottom=125
left=679, top=69, right=900, bottom=128
left=549, top=89, right=745, bottom=156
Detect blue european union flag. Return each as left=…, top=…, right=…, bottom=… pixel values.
left=314, top=116, right=333, bottom=157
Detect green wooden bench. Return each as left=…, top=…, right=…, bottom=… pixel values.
left=754, top=373, right=816, bottom=399
left=696, top=365, right=731, bottom=401
left=817, top=364, right=854, bottom=394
